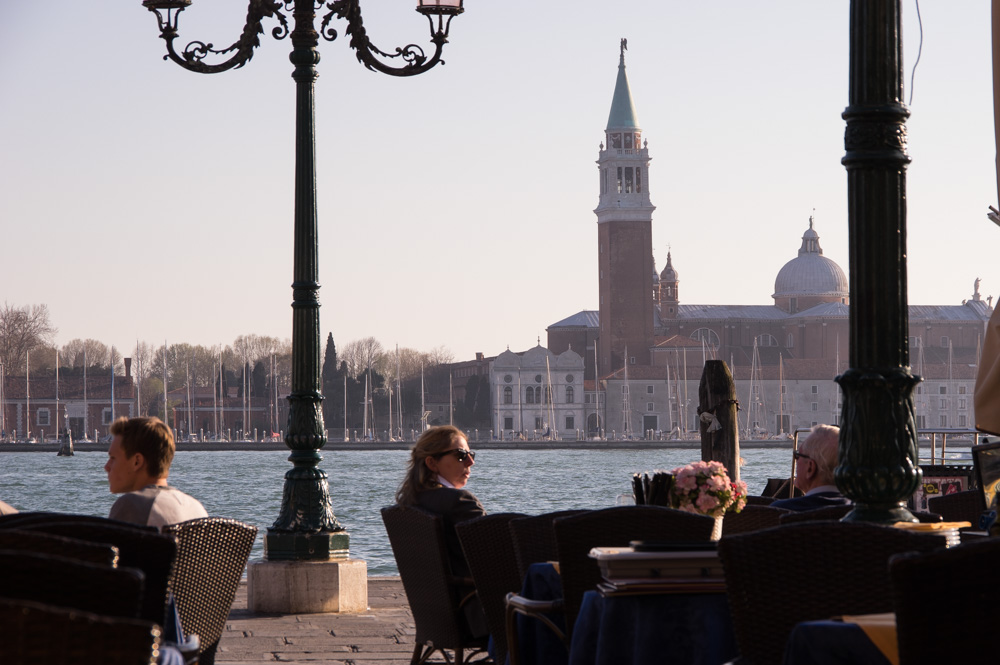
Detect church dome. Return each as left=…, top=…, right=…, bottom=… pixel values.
left=660, top=251, right=678, bottom=282
left=772, top=218, right=848, bottom=299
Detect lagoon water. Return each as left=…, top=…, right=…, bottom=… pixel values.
left=1, top=448, right=794, bottom=575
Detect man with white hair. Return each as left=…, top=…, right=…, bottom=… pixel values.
left=772, top=424, right=850, bottom=512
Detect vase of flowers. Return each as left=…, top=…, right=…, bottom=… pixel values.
left=669, top=460, right=748, bottom=540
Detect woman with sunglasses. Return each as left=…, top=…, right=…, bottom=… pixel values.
left=396, top=425, right=486, bottom=576
left=396, top=425, right=488, bottom=636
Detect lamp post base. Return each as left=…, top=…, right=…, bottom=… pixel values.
left=247, top=558, right=368, bottom=613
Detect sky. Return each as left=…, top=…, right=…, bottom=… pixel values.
left=1, top=2, right=997, bottom=364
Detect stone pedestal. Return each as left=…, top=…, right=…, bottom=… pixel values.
left=247, top=558, right=368, bottom=613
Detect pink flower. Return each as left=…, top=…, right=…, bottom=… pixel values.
left=696, top=491, right=720, bottom=513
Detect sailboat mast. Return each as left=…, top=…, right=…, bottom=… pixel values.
left=83, top=349, right=88, bottom=438
left=449, top=373, right=454, bottom=427
left=55, top=351, right=59, bottom=437
left=25, top=351, right=29, bottom=439
left=162, top=341, right=167, bottom=431
left=363, top=372, right=369, bottom=440
left=622, top=346, right=630, bottom=437
left=110, top=348, right=115, bottom=430
left=421, top=363, right=426, bottom=433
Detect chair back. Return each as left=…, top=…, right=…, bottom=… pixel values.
left=0, top=512, right=152, bottom=531
left=16, top=519, right=177, bottom=626
left=718, top=522, right=947, bottom=665
left=161, top=517, right=257, bottom=665
left=744, top=495, right=776, bottom=506
left=777, top=504, right=853, bottom=523
left=381, top=505, right=484, bottom=654
left=553, top=506, right=715, bottom=635
left=720, top=505, right=791, bottom=536
left=0, top=550, right=145, bottom=620
left=456, top=512, right=527, bottom=665
left=509, top=509, right=587, bottom=580
left=0, top=597, right=160, bottom=665
left=0, top=529, right=119, bottom=567
left=926, top=489, right=985, bottom=524
left=891, top=538, right=1000, bottom=665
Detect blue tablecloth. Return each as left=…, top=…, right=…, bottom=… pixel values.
left=511, top=562, right=738, bottom=665
left=782, top=620, right=892, bottom=665
left=568, top=590, right=738, bottom=665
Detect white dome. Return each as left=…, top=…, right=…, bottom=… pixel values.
left=772, top=219, right=848, bottom=298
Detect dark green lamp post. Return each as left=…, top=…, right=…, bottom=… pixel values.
left=836, top=0, right=921, bottom=524
left=142, top=0, right=466, bottom=559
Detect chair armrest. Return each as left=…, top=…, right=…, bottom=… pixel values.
left=504, top=592, right=568, bottom=665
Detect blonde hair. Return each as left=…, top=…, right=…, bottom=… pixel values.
left=395, top=425, right=467, bottom=505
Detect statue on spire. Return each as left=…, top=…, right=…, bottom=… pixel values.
left=620, top=38, right=627, bottom=57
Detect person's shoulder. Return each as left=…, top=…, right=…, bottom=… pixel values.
left=417, top=486, right=482, bottom=509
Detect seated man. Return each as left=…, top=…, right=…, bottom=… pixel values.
left=771, top=424, right=850, bottom=512
left=105, top=416, right=208, bottom=528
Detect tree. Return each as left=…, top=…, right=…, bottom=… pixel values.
left=321, top=333, right=344, bottom=431
left=0, top=303, right=56, bottom=374
left=340, top=337, right=385, bottom=377
left=61, top=339, right=111, bottom=372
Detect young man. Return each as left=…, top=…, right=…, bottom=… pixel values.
left=771, top=424, right=851, bottom=512
left=105, top=416, right=208, bottom=528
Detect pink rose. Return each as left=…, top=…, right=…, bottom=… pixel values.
left=696, top=491, right=720, bottom=513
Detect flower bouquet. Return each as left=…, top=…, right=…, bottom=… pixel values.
left=669, top=460, right=747, bottom=519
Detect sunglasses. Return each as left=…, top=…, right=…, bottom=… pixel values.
left=793, top=450, right=812, bottom=461
left=434, top=448, right=476, bottom=462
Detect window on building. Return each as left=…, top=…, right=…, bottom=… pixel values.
left=526, top=388, right=534, bottom=404
left=585, top=394, right=591, bottom=404
left=811, top=403, right=818, bottom=411
left=787, top=333, right=794, bottom=348
left=755, top=334, right=778, bottom=347
left=959, top=415, right=968, bottom=427
left=624, top=167, right=634, bottom=193
left=624, top=132, right=633, bottom=149
left=940, top=415, right=948, bottom=428
left=566, top=416, right=574, bottom=430
left=504, top=417, right=513, bottom=430
left=646, top=385, right=654, bottom=394
left=37, top=408, right=50, bottom=427
left=790, top=297, right=798, bottom=312
left=941, top=336, right=950, bottom=348
left=940, top=398, right=948, bottom=409
left=916, top=415, right=926, bottom=429
left=610, top=133, right=622, bottom=149
left=616, top=166, right=623, bottom=193
left=959, top=398, right=967, bottom=410
left=630, top=356, right=636, bottom=365
left=535, top=417, right=543, bottom=430
left=959, top=385, right=967, bottom=395
left=504, top=386, right=512, bottom=404
left=811, top=385, right=818, bottom=394
left=636, top=167, right=642, bottom=192
left=939, top=386, right=947, bottom=394
left=566, top=386, right=575, bottom=403
left=780, top=385, right=787, bottom=394
left=646, top=402, right=654, bottom=412
left=102, top=408, right=113, bottom=425
left=691, top=328, right=721, bottom=347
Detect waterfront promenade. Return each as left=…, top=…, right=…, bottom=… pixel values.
left=218, top=577, right=427, bottom=664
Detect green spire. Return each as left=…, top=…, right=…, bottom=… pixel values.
left=606, top=38, right=639, bottom=130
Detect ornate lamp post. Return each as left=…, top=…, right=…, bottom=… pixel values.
left=142, top=0, right=466, bottom=565
left=836, top=0, right=920, bottom=524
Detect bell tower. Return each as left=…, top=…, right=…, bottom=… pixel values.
left=596, top=39, right=656, bottom=374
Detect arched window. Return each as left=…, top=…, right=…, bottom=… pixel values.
left=690, top=328, right=720, bottom=347
left=504, top=386, right=512, bottom=404
left=755, top=334, right=779, bottom=347
left=566, top=386, right=575, bottom=404
left=525, top=388, right=534, bottom=404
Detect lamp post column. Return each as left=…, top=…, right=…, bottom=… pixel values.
left=266, top=0, right=347, bottom=559
left=836, top=0, right=921, bottom=523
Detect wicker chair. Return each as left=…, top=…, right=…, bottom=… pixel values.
left=0, top=550, right=145, bottom=620
left=160, top=517, right=256, bottom=665
left=508, top=510, right=587, bottom=581
left=744, top=495, right=777, bottom=506
left=0, top=597, right=161, bottom=665
left=720, top=505, right=791, bottom=536
left=506, top=505, right=716, bottom=662
left=0, top=512, right=151, bottom=531
left=16, top=519, right=178, bottom=626
left=890, top=537, right=1000, bottom=664
left=382, top=505, right=489, bottom=665
left=0, top=529, right=119, bottom=566
left=718, top=522, right=947, bottom=665
left=456, top=512, right=527, bottom=665
left=926, top=489, right=984, bottom=524
left=777, top=504, right=854, bottom=523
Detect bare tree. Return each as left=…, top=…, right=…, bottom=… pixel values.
left=62, top=338, right=111, bottom=370
left=340, top=337, right=385, bottom=378
left=0, top=303, right=56, bottom=374
left=426, top=345, right=455, bottom=366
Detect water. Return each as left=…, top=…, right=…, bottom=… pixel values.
left=0, top=448, right=794, bottom=575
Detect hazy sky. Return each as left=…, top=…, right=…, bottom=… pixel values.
left=1, top=2, right=996, bottom=363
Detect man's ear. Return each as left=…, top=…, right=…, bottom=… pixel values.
left=131, top=452, right=146, bottom=472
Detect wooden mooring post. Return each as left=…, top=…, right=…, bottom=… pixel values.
left=698, top=360, right=740, bottom=482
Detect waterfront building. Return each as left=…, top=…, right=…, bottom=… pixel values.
left=490, top=344, right=585, bottom=439
left=539, top=45, right=993, bottom=439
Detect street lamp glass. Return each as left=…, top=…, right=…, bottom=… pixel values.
left=417, top=0, right=464, bottom=16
